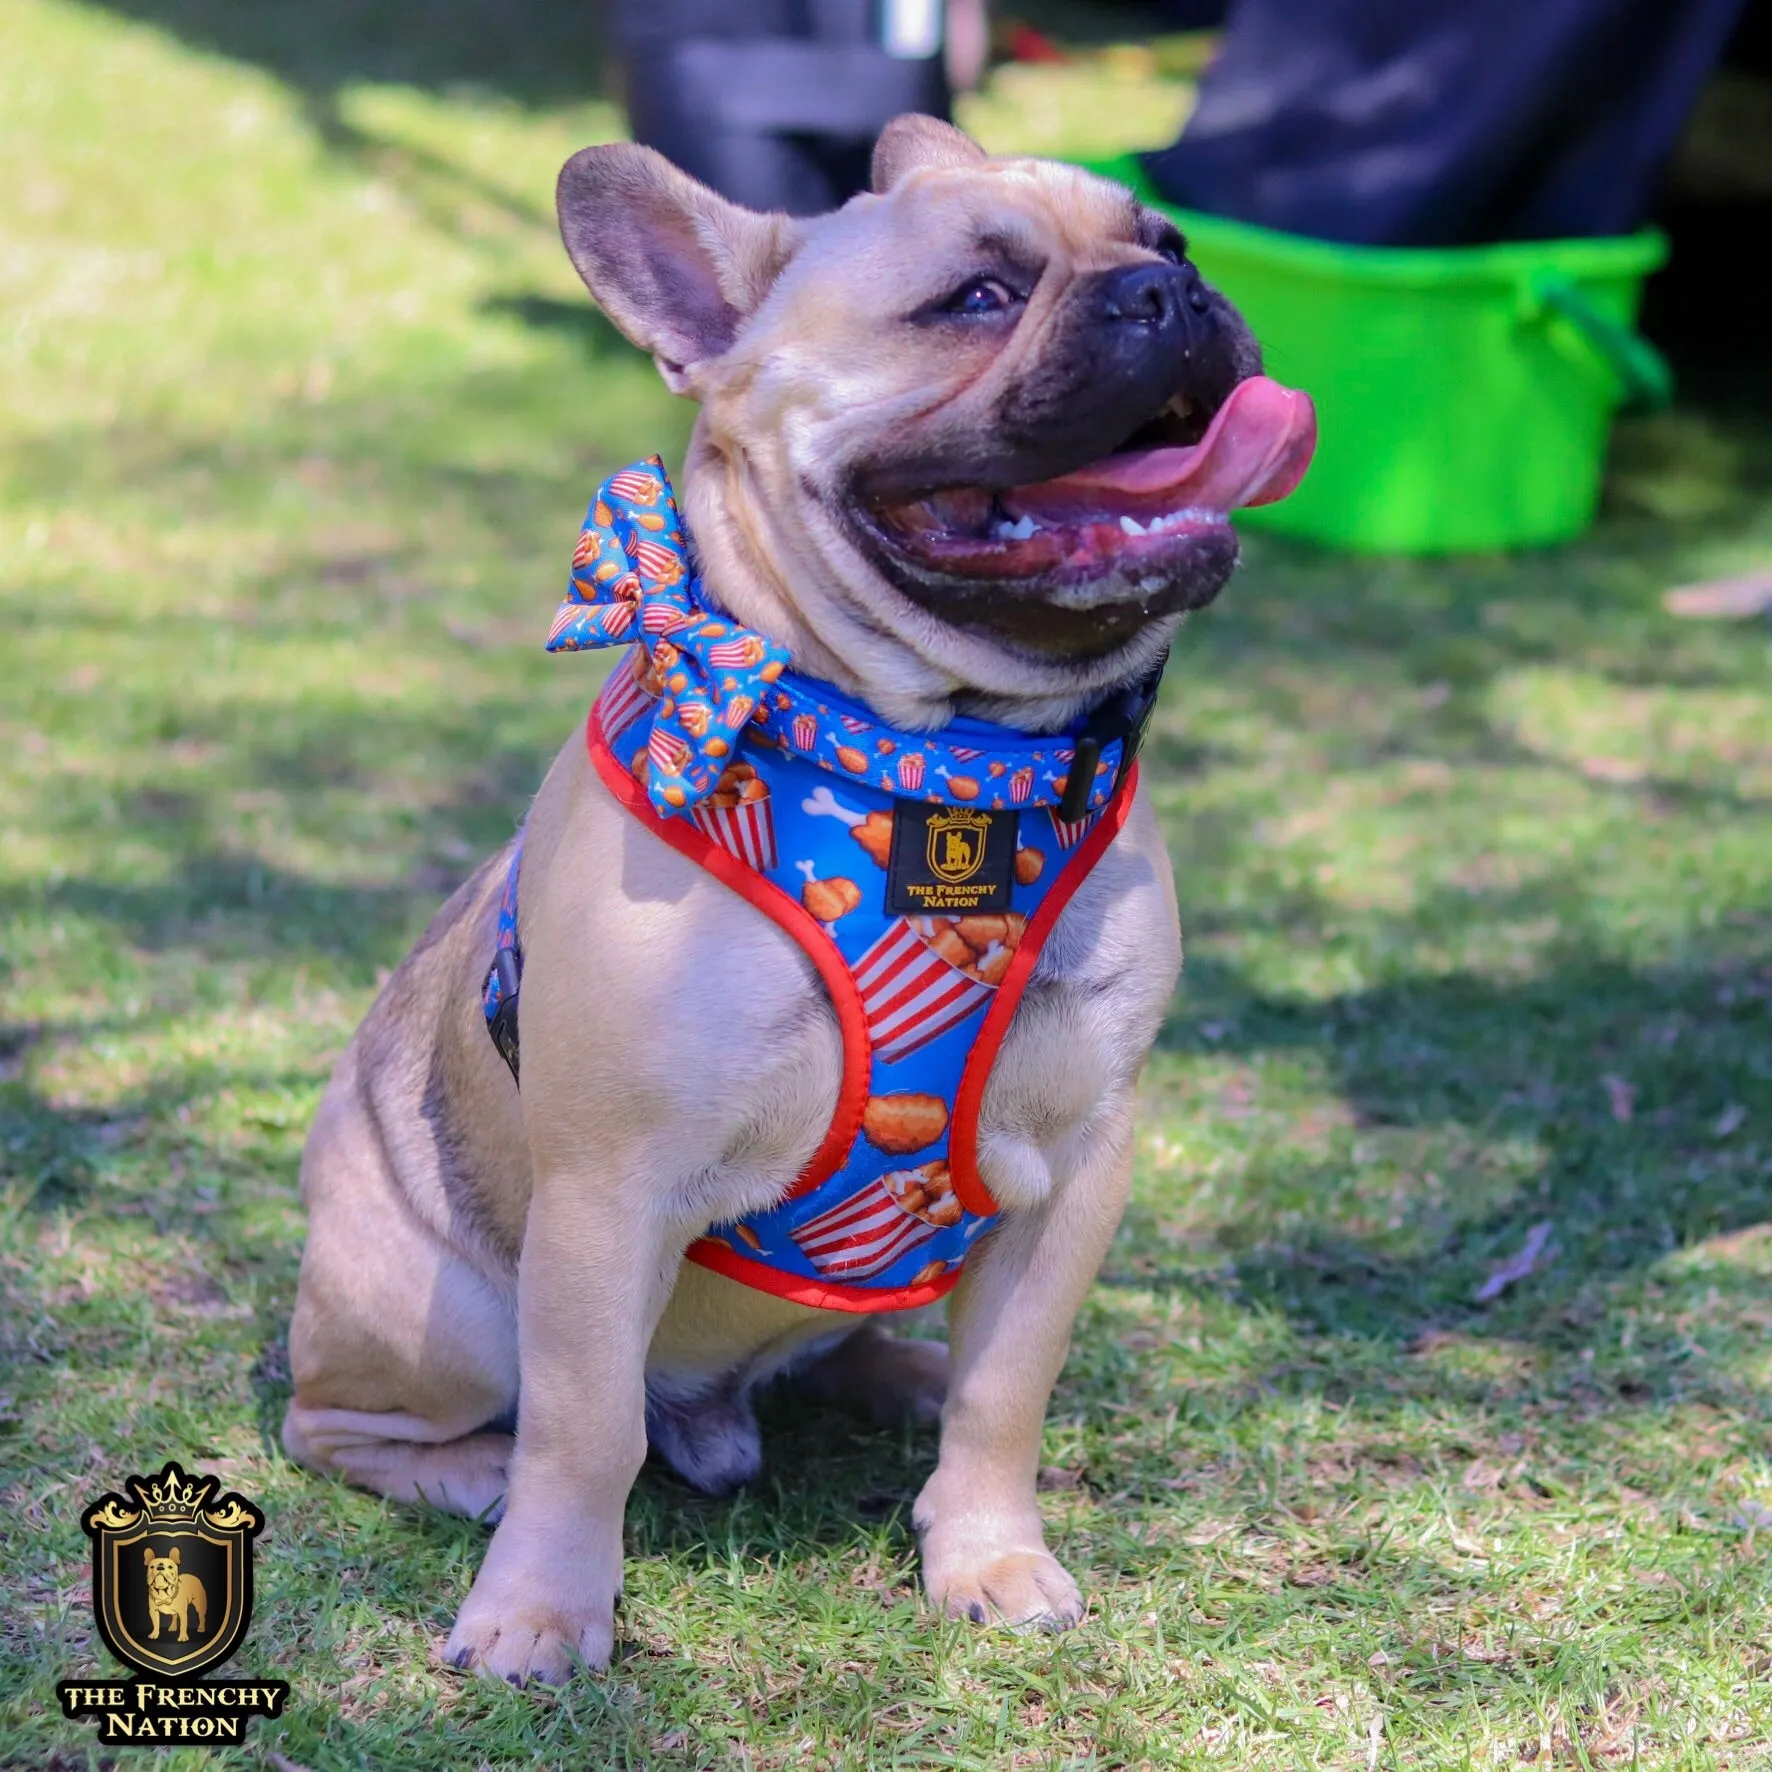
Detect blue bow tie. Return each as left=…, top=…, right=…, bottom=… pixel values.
left=545, top=456, right=791, bottom=814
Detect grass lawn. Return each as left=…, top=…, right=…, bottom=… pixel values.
left=5, top=1, right=1772, bottom=1766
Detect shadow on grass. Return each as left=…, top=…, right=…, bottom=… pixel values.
left=83, top=0, right=611, bottom=108
left=1158, top=938, right=1764, bottom=1250
left=7, top=934, right=1765, bottom=1332
left=0, top=699, right=543, bottom=978
left=632, top=1396, right=941, bottom=1556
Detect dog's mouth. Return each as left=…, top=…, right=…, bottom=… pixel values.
left=856, top=374, right=1316, bottom=655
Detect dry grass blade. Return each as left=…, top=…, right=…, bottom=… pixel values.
left=1474, top=1221, right=1556, bottom=1303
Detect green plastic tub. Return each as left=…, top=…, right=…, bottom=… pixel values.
left=1082, top=155, right=1672, bottom=553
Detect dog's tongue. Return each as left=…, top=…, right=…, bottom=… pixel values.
left=1003, top=375, right=1317, bottom=523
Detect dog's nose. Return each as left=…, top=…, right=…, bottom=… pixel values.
left=1100, top=263, right=1199, bottom=328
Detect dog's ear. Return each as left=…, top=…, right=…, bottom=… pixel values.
left=169, top=1545, right=180, bottom=1564
left=557, top=145, right=799, bottom=394
left=871, top=114, right=988, bottom=192
left=143, top=1546, right=153, bottom=1566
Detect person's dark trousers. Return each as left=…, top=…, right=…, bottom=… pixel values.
left=1144, top=0, right=1749, bottom=245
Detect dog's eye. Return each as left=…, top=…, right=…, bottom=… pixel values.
left=1155, top=233, right=1188, bottom=266
left=945, top=277, right=1018, bottom=315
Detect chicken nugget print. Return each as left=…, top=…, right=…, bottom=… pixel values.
left=861, top=1093, right=950, bottom=1156
left=851, top=811, right=894, bottom=869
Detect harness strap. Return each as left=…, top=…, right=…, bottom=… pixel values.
left=1056, top=649, right=1167, bottom=824
left=482, top=837, right=524, bottom=1082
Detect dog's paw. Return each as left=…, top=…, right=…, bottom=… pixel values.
left=442, top=1596, right=614, bottom=1686
left=868, top=1335, right=948, bottom=1428
left=926, top=1548, right=1084, bottom=1632
left=798, top=1324, right=949, bottom=1428
left=645, top=1386, right=762, bottom=1495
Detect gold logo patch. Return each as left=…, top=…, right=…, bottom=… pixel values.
left=889, top=802, right=1018, bottom=915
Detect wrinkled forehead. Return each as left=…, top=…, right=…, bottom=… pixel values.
left=776, top=162, right=1158, bottom=314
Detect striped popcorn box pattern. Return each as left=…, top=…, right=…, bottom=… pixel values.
left=640, top=597, right=685, bottom=636
left=895, top=751, right=926, bottom=792
left=854, top=918, right=994, bottom=1062
left=1049, top=807, right=1095, bottom=850
left=790, top=1175, right=941, bottom=1281
left=606, top=466, right=662, bottom=503
left=690, top=790, right=777, bottom=869
left=648, top=725, right=692, bottom=776
left=632, top=537, right=686, bottom=587
left=709, top=634, right=768, bottom=670
left=594, top=656, right=659, bottom=747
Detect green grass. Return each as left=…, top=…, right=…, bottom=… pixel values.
left=5, top=1, right=1772, bottom=1766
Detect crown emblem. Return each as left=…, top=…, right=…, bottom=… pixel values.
left=83, top=1460, right=263, bottom=1536
left=129, top=1462, right=218, bottom=1522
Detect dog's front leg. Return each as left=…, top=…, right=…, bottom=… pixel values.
left=914, top=1111, right=1134, bottom=1631
left=443, top=1173, right=681, bottom=1685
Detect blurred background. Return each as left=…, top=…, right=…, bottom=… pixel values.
left=4, top=3, right=1772, bottom=1767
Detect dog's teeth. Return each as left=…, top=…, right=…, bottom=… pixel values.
left=1119, top=516, right=1146, bottom=537
left=997, top=514, right=1037, bottom=541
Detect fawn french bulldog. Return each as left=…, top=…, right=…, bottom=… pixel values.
left=282, top=115, right=1314, bottom=1684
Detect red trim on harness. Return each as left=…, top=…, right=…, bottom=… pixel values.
left=585, top=711, right=871, bottom=1201
left=686, top=1234, right=963, bottom=1313
left=947, top=763, right=1141, bottom=1219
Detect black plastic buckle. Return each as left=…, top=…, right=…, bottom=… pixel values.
left=486, top=948, right=522, bottom=1084
left=1057, top=650, right=1170, bottom=825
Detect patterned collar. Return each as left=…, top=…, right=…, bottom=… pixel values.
left=547, top=457, right=1148, bottom=818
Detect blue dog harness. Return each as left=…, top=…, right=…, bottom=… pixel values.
left=484, top=460, right=1160, bottom=1311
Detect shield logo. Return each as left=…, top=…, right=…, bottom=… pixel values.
left=82, top=1462, right=264, bottom=1679
left=926, top=809, right=990, bottom=885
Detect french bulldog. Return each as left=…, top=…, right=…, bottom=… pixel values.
left=281, top=115, right=1314, bottom=1684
